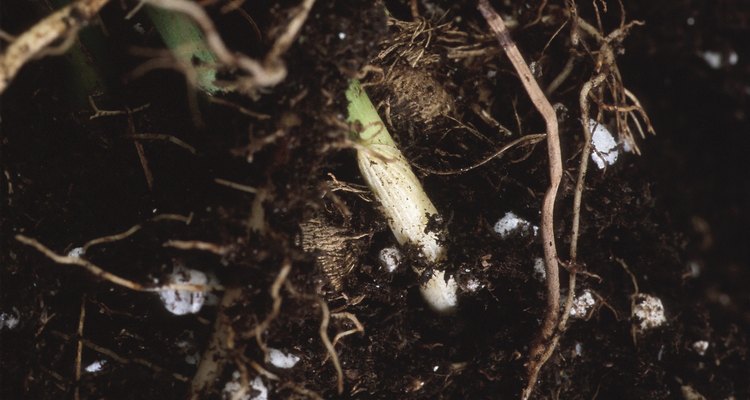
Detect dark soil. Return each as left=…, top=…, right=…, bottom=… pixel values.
left=1, top=1, right=748, bottom=399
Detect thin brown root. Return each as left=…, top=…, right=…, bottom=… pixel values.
left=34, top=31, right=79, bottom=58
left=52, top=330, right=189, bottom=382
left=249, top=359, right=280, bottom=381
left=546, top=53, right=576, bottom=96
left=190, top=287, right=245, bottom=399
left=412, top=133, right=546, bottom=176
left=127, top=134, right=197, bottom=155
left=0, top=30, right=16, bottom=42
left=74, top=296, right=86, bottom=400
left=317, top=298, right=344, bottom=395
left=133, top=140, right=154, bottom=190
left=614, top=257, right=641, bottom=344
left=39, top=366, right=69, bottom=393
left=0, top=0, right=110, bottom=94
left=615, top=257, right=640, bottom=295
left=215, top=178, right=258, bottom=194
left=163, top=240, right=229, bottom=255
left=82, top=225, right=143, bottom=253
left=15, top=235, right=218, bottom=292
left=207, top=97, right=271, bottom=120
left=571, top=73, right=607, bottom=259
left=477, top=2, right=563, bottom=399
left=252, top=259, right=292, bottom=356
left=331, top=312, right=365, bottom=348
left=124, top=110, right=155, bottom=191
left=82, top=215, right=191, bottom=253
left=88, top=96, right=150, bottom=120
left=151, top=212, right=194, bottom=223
left=265, top=0, right=316, bottom=63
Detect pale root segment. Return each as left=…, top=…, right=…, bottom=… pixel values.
left=346, top=80, right=457, bottom=312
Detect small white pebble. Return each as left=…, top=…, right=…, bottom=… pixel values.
left=686, top=17, right=695, bottom=26
left=268, top=348, right=300, bottom=369
left=588, top=119, right=619, bottom=169
left=532, top=257, right=546, bottom=281
left=701, top=50, right=722, bottom=69
left=84, top=360, right=106, bottom=373
left=67, top=247, right=85, bottom=258
left=632, top=293, right=666, bottom=331
left=378, top=247, right=402, bottom=273
left=494, top=212, right=537, bottom=238
left=133, top=23, right=145, bottom=35
left=0, top=309, right=21, bottom=330
left=574, top=342, right=583, bottom=357
left=159, top=266, right=208, bottom=315
left=692, top=340, right=709, bottom=356
left=432, top=365, right=439, bottom=372
left=728, top=51, right=738, bottom=66
left=338, top=32, right=346, bottom=40
left=486, top=70, right=497, bottom=78
left=686, top=261, right=702, bottom=278
left=569, top=290, right=597, bottom=318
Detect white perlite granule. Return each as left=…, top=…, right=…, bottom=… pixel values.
left=691, top=340, right=709, bottom=356
left=632, top=293, right=666, bottom=331
left=0, top=308, right=20, bottom=330
left=494, top=212, right=538, bottom=238
left=569, top=290, right=597, bottom=318
left=532, top=257, right=546, bottom=281
left=223, top=372, right=268, bottom=400
left=588, top=119, right=620, bottom=169
left=159, top=266, right=208, bottom=315
left=268, top=348, right=300, bottom=369
left=84, top=360, right=107, bottom=373
left=378, top=246, right=402, bottom=273
left=67, top=247, right=85, bottom=258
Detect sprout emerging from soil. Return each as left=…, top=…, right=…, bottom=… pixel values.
left=346, top=79, right=457, bottom=312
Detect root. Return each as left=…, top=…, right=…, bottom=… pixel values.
left=82, top=225, right=143, bottom=253
left=317, top=298, right=344, bottom=395
left=52, top=330, right=189, bottom=382
left=143, top=0, right=315, bottom=95
left=214, top=178, right=258, bottom=194
left=476, top=2, right=563, bottom=399
left=252, top=259, right=292, bottom=357
left=331, top=312, right=365, bottom=348
left=189, top=287, right=246, bottom=399
left=127, top=134, right=197, bottom=155
left=163, top=240, right=229, bottom=255
left=412, top=133, right=546, bottom=175
left=15, top=235, right=219, bottom=292
left=88, top=96, right=150, bottom=120
left=478, top=0, right=562, bottom=399
left=0, top=0, right=110, bottom=94
left=74, top=297, right=86, bottom=400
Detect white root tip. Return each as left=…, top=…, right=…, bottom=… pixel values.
left=419, top=270, right=458, bottom=313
